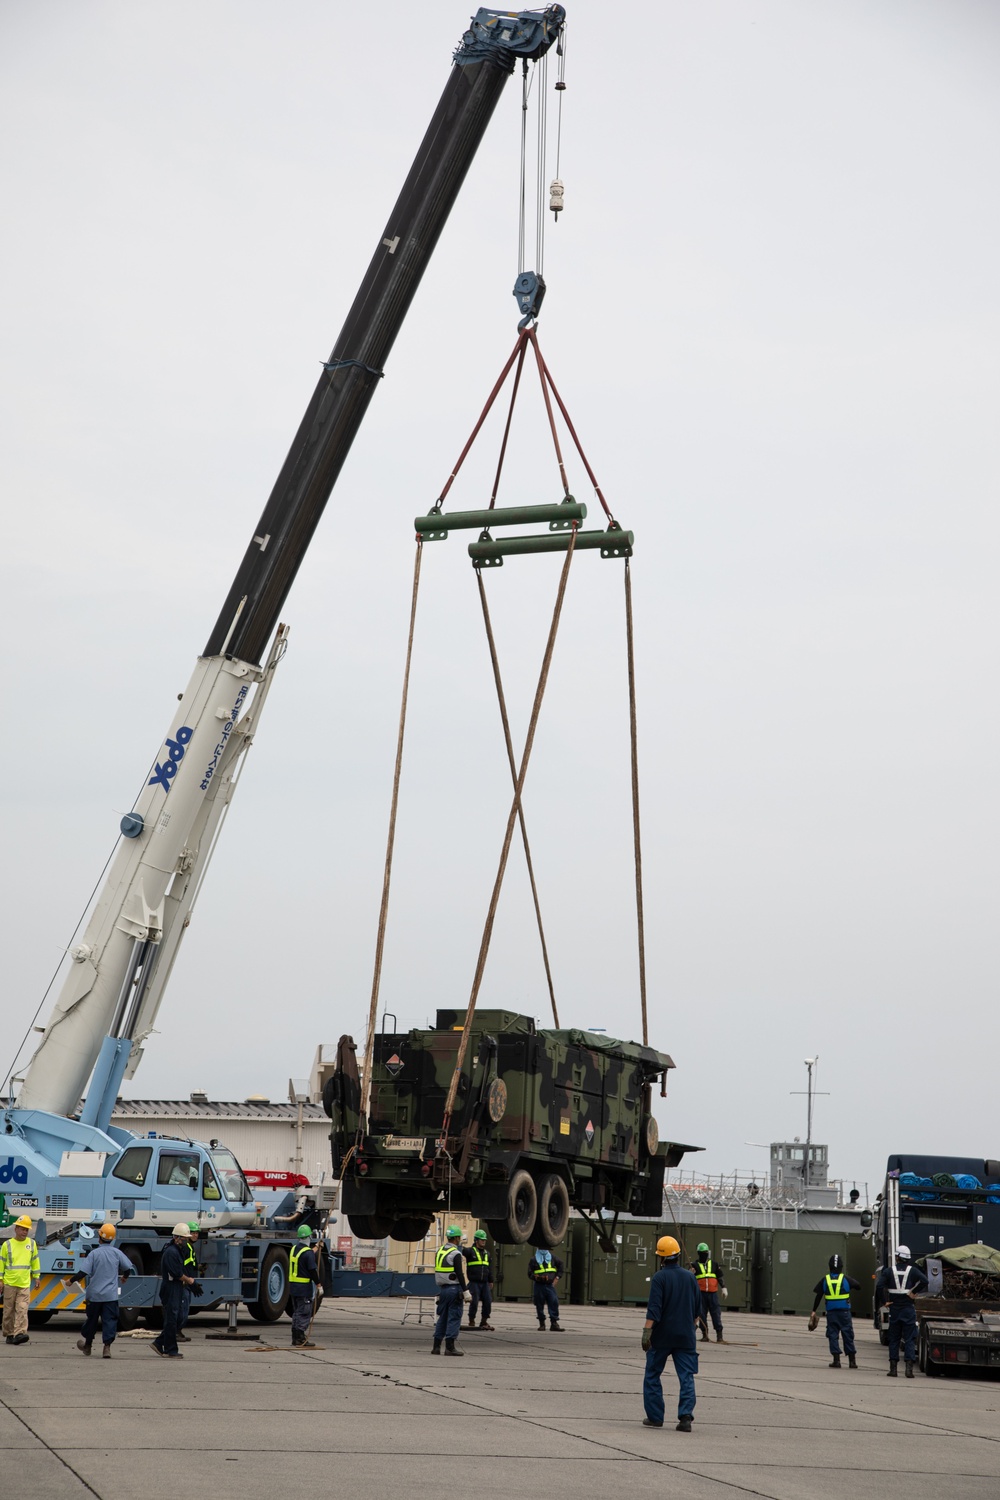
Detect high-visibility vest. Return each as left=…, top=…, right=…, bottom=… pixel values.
left=531, top=1254, right=556, bottom=1280
left=824, top=1274, right=850, bottom=1306
left=695, top=1259, right=719, bottom=1293
left=888, top=1264, right=914, bottom=1301
left=183, top=1242, right=197, bottom=1271
left=289, top=1245, right=313, bottom=1285
left=467, top=1247, right=490, bottom=1269
left=435, top=1245, right=461, bottom=1286
left=0, top=1237, right=40, bottom=1289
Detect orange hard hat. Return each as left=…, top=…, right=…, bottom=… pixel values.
left=656, top=1235, right=681, bottom=1258
left=98, top=1223, right=116, bottom=1241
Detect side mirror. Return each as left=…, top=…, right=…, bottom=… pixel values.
left=859, top=1210, right=873, bottom=1228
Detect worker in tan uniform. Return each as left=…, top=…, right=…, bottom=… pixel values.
left=1, top=1216, right=41, bottom=1346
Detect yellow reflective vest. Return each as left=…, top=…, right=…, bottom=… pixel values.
left=695, top=1259, right=719, bottom=1293
left=824, top=1274, right=850, bottom=1306
left=0, top=1237, right=40, bottom=1289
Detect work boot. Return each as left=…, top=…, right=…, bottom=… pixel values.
left=642, top=1418, right=663, bottom=1428
left=537, top=1320, right=546, bottom=1331
left=4, top=1337, right=13, bottom=1345
left=467, top=1317, right=476, bottom=1329
left=479, top=1321, right=494, bottom=1331
left=291, top=1333, right=303, bottom=1347
left=887, top=1361, right=898, bottom=1377
left=77, top=1338, right=92, bottom=1356
left=698, top=1318, right=709, bottom=1342
left=550, top=1321, right=564, bottom=1332
left=829, top=1353, right=841, bottom=1369
left=715, top=1330, right=726, bottom=1344
left=298, top=1338, right=316, bottom=1350
left=676, top=1416, right=693, bottom=1433
left=431, top=1340, right=442, bottom=1355
left=444, top=1338, right=464, bottom=1356
left=848, top=1354, right=858, bottom=1369
left=905, top=1361, right=915, bottom=1379
left=102, top=1345, right=111, bottom=1359
left=177, top=1332, right=191, bottom=1342
left=13, top=1334, right=28, bottom=1345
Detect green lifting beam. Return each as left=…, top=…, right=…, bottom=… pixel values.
left=415, top=499, right=586, bottom=541
left=469, top=527, right=633, bottom=567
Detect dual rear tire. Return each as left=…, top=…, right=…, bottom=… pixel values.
left=487, top=1169, right=569, bottom=1248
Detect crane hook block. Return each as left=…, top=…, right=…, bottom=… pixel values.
left=514, top=271, right=546, bottom=329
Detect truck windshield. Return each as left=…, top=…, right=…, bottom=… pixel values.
left=210, top=1148, right=251, bottom=1204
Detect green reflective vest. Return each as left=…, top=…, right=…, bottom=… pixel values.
left=0, top=1237, right=40, bottom=1289
left=183, top=1242, right=197, bottom=1271
left=467, top=1247, right=490, bottom=1269
left=289, top=1245, right=313, bottom=1285
left=824, top=1274, right=850, bottom=1305
left=435, top=1245, right=462, bottom=1284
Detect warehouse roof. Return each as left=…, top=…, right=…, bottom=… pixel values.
left=113, top=1099, right=328, bottom=1123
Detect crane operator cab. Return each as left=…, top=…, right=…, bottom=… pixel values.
left=108, top=1137, right=256, bottom=1229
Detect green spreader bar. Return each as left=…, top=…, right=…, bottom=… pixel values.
left=415, top=500, right=586, bottom=540
left=469, top=527, right=633, bottom=567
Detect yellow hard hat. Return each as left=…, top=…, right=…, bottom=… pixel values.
left=14, top=1215, right=33, bottom=1231
left=656, top=1234, right=680, bottom=1258
left=98, top=1223, right=116, bottom=1241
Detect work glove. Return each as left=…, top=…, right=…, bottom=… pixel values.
left=721, top=1288, right=728, bottom=1301
left=641, top=1327, right=652, bottom=1352
left=191, top=1282, right=204, bottom=1298
left=807, top=1311, right=819, bottom=1332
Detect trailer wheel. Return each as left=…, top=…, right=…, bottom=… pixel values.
left=247, top=1246, right=289, bottom=1323
left=348, top=1214, right=394, bottom=1239
left=531, top=1174, right=570, bottom=1247
left=488, top=1169, right=537, bottom=1245
left=389, top=1217, right=433, bottom=1242
left=878, top=1327, right=889, bottom=1346
left=27, top=1311, right=54, bottom=1328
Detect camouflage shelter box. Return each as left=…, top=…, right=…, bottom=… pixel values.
left=325, top=1009, right=693, bottom=1249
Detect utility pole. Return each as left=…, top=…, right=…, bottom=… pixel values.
left=791, top=1056, right=829, bottom=1189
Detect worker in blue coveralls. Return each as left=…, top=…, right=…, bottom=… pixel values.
left=432, top=1225, right=467, bottom=1356
left=809, top=1254, right=861, bottom=1368
left=528, top=1246, right=564, bottom=1330
left=876, top=1244, right=928, bottom=1378
left=288, top=1225, right=321, bottom=1348
left=74, top=1223, right=134, bottom=1358
left=641, top=1234, right=700, bottom=1432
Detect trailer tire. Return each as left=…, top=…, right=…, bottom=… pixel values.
left=389, top=1217, right=433, bottom=1242
left=487, top=1169, right=537, bottom=1245
left=878, top=1327, right=888, bottom=1346
left=247, top=1246, right=289, bottom=1323
left=531, top=1174, right=570, bottom=1247
left=348, top=1214, right=394, bottom=1239
left=27, top=1311, right=53, bottom=1328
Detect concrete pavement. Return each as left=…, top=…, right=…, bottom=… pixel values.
left=1, top=1301, right=998, bottom=1498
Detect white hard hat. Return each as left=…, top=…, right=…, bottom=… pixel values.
left=172, top=1222, right=192, bottom=1237
left=896, top=1244, right=911, bottom=1259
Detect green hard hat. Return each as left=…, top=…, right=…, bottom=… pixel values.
left=446, top=1224, right=463, bottom=1239
left=297, top=1225, right=313, bottom=1239
left=697, top=1242, right=710, bottom=1254
left=188, top=1223, right=199, bottom=1235
left=473, top=1229, right=487, bottom=1241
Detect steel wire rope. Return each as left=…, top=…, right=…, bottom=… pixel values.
left=536, top=52, right=548, bottom=275
left=440, top=525, right=577, bottom=1136
left=476, top=572, right=560, bottom=1029
left=357, top=537, right=424, bottom=1137
left=624, top=557, right=648, bottom=1048
left=1, top=754, right=160, bottom=1098
left=554, top=24, right=567, bottom=181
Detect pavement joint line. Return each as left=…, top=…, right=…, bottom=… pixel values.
left=0, top=1383, right=101, bottom=1496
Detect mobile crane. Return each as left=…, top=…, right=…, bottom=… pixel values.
left=1, top=6, right=567, bottom=1328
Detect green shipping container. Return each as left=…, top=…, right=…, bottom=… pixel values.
left=753, top=1229, right=850, bottom=1315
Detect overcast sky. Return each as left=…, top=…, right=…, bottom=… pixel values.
left=3, top=1, right=999, bottom=1201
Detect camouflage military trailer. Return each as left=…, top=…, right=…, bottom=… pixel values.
left=324, top=1008, right=693, bottom=1249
